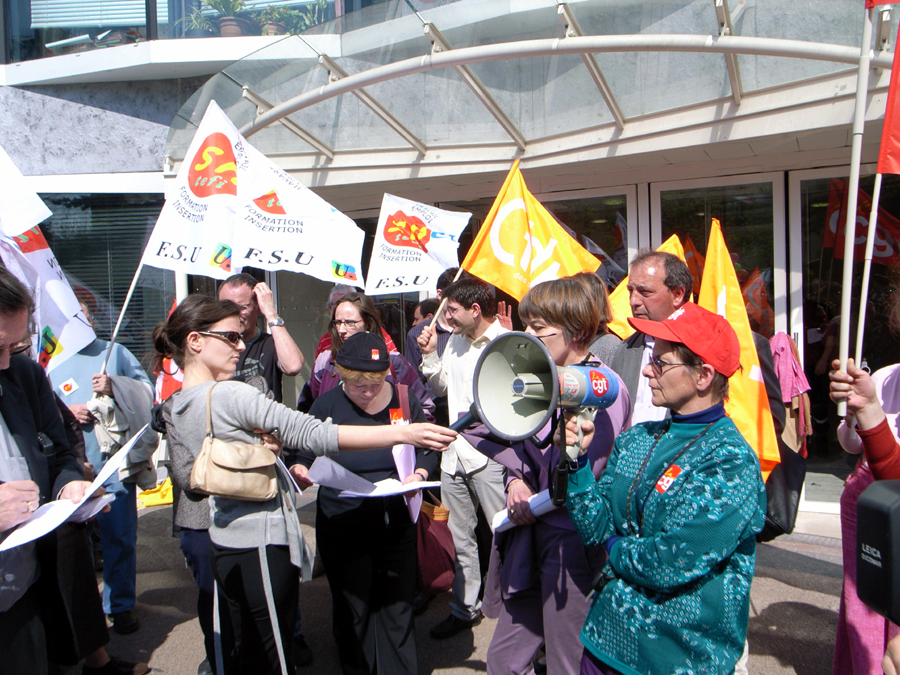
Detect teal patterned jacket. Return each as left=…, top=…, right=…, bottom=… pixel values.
left=566, top=417, right=766, bottom=675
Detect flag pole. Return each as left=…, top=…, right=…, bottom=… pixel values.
left=100, top=260, right=145, bottom=374
left=855, top=172, right=882, bottom=365
left=427, top=266, right=464, bottom=330
left=837, top=6, right=875, bottom=417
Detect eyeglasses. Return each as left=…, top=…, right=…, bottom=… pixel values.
left=534, top=332, right=559, bottom=342
left=10, top=342, right=31, bottom=356
left=332, top=319, right=364, bottom=328
left=649, top=355, right=691, bottom=373
left=444, top=305, right=465, bottom=318
left=199, top=331, right=243, bottom=347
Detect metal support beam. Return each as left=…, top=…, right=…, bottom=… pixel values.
left=241, top=34, right=894, bottom=138
left=242, top=86, right=334, bottom=159
left=557, top=3, right=624, bottom=129
left=716, top=0, right=743, bottom=106
left=876, top=7, right=893, bottom=52
left=318, top=54, right=426, bottom=155
left=424, top=23, right=527, bottom=150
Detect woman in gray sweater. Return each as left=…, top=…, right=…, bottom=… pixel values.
left=155, top=295, right=454, bottom=675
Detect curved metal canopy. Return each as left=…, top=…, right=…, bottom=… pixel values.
left=166, top=0, right=896, bottom=174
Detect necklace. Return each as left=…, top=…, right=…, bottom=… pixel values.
left=624, top=420, right=715, bottom=536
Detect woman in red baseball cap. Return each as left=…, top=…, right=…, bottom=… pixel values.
left=563, top=302, right=767, bottom=675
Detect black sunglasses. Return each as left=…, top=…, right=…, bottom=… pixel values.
left=199, top=331, right=243, bottom=347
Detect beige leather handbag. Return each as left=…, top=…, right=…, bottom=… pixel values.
left=189, top=383, right=278, bottom=501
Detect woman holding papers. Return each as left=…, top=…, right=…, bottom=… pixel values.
left=564, top=303, right=766, bottom=675
left=463, top=277, right=631, bottom=675
left=297, top=291, right=435, bottom=421
left=155, top=296, right=453, bottom=675
left=303, top=331, right=438, bottom=675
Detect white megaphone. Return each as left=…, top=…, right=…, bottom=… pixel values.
left=449, top=331, right=620, bottom=505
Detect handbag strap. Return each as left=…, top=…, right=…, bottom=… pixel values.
left=397, top=383, right=411, bottom=423
left=205, top=382, right=219, bottom=439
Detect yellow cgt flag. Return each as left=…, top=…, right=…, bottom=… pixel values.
left=461, top=160, right=600, bottom=300
left=697, top=219, right=780, bottom=480
left=607, top=234, right=686, bottom=340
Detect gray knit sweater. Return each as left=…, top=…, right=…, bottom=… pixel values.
left=163, top=380, right=339, bottom=564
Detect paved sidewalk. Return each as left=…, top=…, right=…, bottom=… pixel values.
left=91, top=498, right=845, bottom=675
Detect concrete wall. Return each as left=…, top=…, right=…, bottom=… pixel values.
left=0, top=76, right=207, bottom=176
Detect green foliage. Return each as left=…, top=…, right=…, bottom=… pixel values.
left=255, top=1, right=327, bottom=35
left=202, top=0, right=246, bottom=18
left=177, top=7, right=217, bottom=31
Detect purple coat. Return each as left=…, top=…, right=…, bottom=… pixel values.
left=463, top=371, right=632, bottom=611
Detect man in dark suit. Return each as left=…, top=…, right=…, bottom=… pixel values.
left=0, top=268, right=99, bottom=674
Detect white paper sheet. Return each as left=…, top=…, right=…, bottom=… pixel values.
left=0, top=425, right=147, bottom=551
left=307, top=456, right=439, bottom=499
left=491, top=489, right=560, bottom=533
left=392, top=444, right=423, bottom=523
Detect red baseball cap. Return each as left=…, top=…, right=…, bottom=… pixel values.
left=628, top=303, right=741, bottom=377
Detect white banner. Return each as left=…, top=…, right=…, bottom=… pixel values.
left=0, top=145, right=52, bottom=238
left=0, top=227, right=95, bottom=372
left=364, top=194, right=470, bottom=296
left=142, top=100, right=365, bottom=286
left=233, top=146, right=366, bottom=285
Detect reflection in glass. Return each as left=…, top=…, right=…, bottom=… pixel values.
left=660, top=182, right=775, bottom=337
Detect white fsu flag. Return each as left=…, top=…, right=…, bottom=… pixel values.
left=0, top=145, right=52, bottom=238
left=0, top=227, right=95, bottom=372
left=233, top=146, right=366, bottom=285
left=365, top=194, right=470, bottom=296
left=142, top=100, right=366, bottom=285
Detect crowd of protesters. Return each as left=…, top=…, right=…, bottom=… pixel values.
left=6, top=250, right=900, bottom=675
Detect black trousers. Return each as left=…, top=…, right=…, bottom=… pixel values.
left=317, top=496, right=417, bottom=675
left=181, top=529, right=234, bottom=674
left=0, top=584, right=48, bottom=675
left=211, top=543, right=298, bottom=675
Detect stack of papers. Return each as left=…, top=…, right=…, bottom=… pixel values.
left=0, top=426, right=146, bottom=552
left=491, top=489, right=560, bottom=533
left=307, top=456, right=440, bottom=498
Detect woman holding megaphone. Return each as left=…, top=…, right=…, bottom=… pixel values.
left=463, top=277, right=632, bottom=675
left=563, top=303, right=767, bottom=675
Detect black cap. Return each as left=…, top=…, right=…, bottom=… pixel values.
left=335, top=332, right=390, bottom=372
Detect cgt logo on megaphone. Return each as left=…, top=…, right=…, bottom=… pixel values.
left=589, top=370, right=610, bottom=397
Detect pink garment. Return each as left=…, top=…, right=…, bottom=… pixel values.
left=769, top=332, right=811, bottom=403
left=833, top=462, right=900, bottom=675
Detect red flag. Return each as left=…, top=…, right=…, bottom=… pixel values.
left=741, top=267, right=775, bottom=339
left=823, top=178, right=900, bottom=267
left=878, top=32, right=900, bottom=174
left=866, top=1, right=892, bottom=7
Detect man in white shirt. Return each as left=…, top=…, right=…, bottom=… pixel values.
left=418, top=277, right=508, bottom=639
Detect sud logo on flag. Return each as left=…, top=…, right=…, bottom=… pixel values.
left=365, top=194, right=471, bottom=296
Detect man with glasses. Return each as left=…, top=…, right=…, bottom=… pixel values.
left=218, top=273, right=305, bottom=404
left=46, top=302, right=152, bottom=637
left=417, top=276, right=508, bottom=639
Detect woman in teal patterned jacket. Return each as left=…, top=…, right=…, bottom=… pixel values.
left=564, top=303, right=767, bottom=675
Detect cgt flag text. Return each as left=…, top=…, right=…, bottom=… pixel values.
left=461, top=160, right=599, bottom=300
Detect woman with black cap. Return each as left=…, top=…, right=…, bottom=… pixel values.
left=304, top=331, right=438, bottom=675
left=154, top=296, right=454, bottom=675
left=563, top=302, right=767, bottom=675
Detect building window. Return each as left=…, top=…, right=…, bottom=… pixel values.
left=40, top=193, right=172, bottom=376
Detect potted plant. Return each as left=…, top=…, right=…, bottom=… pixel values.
left=177, top=8, right=218, bottom=38
left=258, top=5, right=297, bottom=36
left=202, top=0, right=250, bottom=37
left=294, top=0, right=327, bottom=32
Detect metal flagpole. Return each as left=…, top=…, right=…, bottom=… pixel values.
left=837, top=6, right=875, bottom=418
left=855, top=173, right=882, bottom=366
